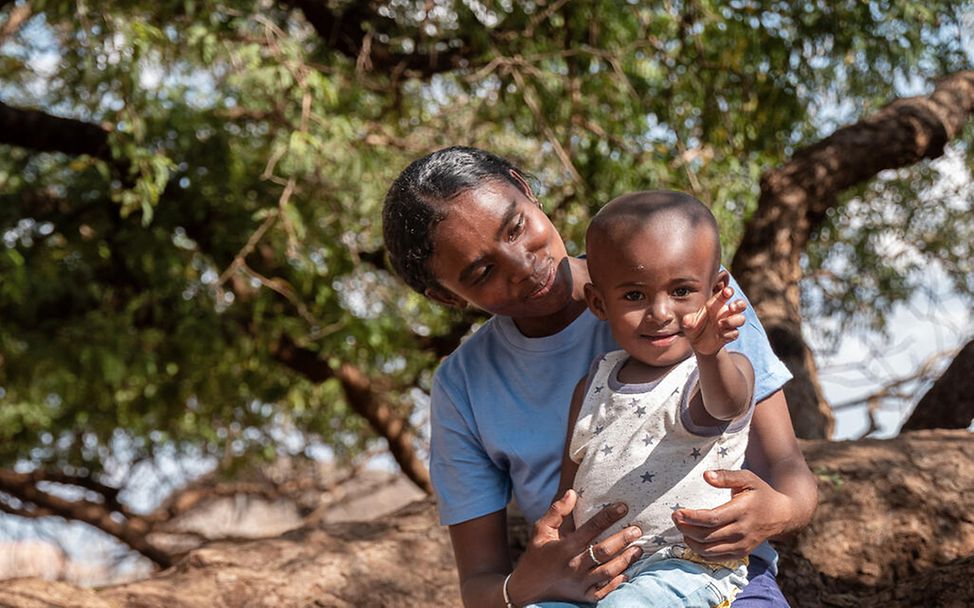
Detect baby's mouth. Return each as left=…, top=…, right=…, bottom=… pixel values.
left=643, top=332, right=679, bottom=347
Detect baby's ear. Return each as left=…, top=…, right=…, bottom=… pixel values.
left=583, top=283, right=608, bottom=320
left=712, top=269, right=730, bottom=295
left=425, top=286, right=468, bottom=310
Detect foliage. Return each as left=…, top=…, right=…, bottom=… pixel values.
left=0, top=0, right=970, bottom=484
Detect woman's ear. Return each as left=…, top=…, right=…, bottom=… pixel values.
left=425, top=286, right=468, bottom=310
left=509, top=169, right=541, bottom=208
left=583, top=283, right=608, bottom=320
left=713, top=269, right=730, bottom=295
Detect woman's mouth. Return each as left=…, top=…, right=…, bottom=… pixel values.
left=527, top=261, right=556, bottom=300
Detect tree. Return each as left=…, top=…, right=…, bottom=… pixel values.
left=732, top=71, right=974, bottom=438
left=1, top=430, right=971, bottom=606
left=900, top=338, right=974, bottom=431
left=0, top=0, right=971, bottom=567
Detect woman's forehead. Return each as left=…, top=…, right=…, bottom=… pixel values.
left=433, top=182, right=524, bottom=231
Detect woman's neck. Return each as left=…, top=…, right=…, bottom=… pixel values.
left=512, top=257, right=591, bottom=338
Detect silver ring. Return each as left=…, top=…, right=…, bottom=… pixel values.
left=587, top=544, right=602, bottom=566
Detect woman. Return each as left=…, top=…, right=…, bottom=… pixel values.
left=382, top=146, right=817, bottom=607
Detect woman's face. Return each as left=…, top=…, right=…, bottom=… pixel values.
left=426, top=178, right=574, bottom=320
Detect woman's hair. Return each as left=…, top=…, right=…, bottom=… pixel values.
left=382, top=146, right=527, bottom=295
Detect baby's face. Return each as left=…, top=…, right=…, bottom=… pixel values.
left=587, top=222, right=719, bottom=368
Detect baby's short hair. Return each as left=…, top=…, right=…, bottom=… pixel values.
left=586, top=190, right=721, bottom=270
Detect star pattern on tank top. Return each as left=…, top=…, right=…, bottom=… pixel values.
left=642, top=433, right=655, bottom=447
left=640, top=471, right=656, bottom=483
left=600, top=445, right=614, bottom=456
left=690, top=447, right=702, bottom=460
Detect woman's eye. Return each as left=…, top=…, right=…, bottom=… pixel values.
left=475, top=265, right=493, bottom=284
left=508, top=216, right=524, bottom=241
left=623, top=291, right=644, bottom=301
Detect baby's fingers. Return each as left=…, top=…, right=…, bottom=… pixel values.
left=718, top=312, right=746, bottom=331
left=706, top=286, right=735, bottom=315
left=680, top=308, right=706, bottom=335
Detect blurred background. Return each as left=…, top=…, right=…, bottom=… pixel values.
left=1, top=0, right=972, bottom=586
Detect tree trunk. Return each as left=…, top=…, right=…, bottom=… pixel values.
left=731, top=70, right=974, bottom=439
left=900, top=339, right=974, bottom=431
left=2, top=430, right=971, bottom=607
left=775, top=429, right=974, bottom=607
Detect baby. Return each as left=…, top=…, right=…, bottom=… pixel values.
left=555, top=190, right=755, bottom=607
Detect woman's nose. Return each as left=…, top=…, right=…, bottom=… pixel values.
left=505, top=246, right=535, bottom=284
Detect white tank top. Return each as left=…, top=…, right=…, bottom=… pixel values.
left=570, top=350, right=753, bottom=549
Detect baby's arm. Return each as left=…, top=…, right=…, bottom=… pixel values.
left=681, top=285, right=754, bottom=421
left=554, top=375, right=589, bottom=533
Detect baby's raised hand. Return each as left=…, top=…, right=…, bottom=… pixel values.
left=679, top=286, right=747, bottom=356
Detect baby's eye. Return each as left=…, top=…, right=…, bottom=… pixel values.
left=623, top=291, right=644, bottom=301
left=673, top=287, right=692, bottom=297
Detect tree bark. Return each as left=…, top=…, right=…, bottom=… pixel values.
left=0, top=469, right=172, bottom=568
left=2, top=430, right=971, bottom=607
left=0, top=100, right=112, bottom=159
left=271, top=337, right=433, bottom=495
left=775, top=429, right=974, bottom=607
left=731, top=70, right=974, bottom=439
left=282, top=0, right=482, bottom=77
left=0, top=1, right=32, bottom=45
left=900, top=339, right=974, bottom=431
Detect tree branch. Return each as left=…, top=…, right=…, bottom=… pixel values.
left=0, top=100, right=113, bottom=159
left=282, top=0, right=483, bottom=77
left=271, top=337, right=433, bottom=494
left=731, top=70, right=974, bottom=439
left=901, top=339, right=974, bottom=431
left=0, top=0, right=32, bottom=45
left=0, top=468, right=172, bottom=567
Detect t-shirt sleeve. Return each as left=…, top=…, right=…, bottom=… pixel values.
left=429, top=372, right=511, bottom=526
left=723, top=270, right=793, bottom=402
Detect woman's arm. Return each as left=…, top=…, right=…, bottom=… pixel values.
left=449, top=509, right=517, bottom=608
left=449, top=378, right=645, bottom=607
left=449, top=495, right=644, bottom=607
left=743, top=390, right=819, bottom=539
left=671, top=390, right=818, bottom=558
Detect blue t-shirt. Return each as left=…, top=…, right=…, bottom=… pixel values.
left=429, top=274, right=792, bottom=527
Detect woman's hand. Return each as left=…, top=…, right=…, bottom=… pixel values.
left=506, top=489, right=644, bottom=605
left=670, top=469, right=793, bottom=560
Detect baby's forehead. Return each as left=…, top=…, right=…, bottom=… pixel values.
left=586, top=217, right=719, bottom=282
left=590, top=213, right=714, bottom=252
